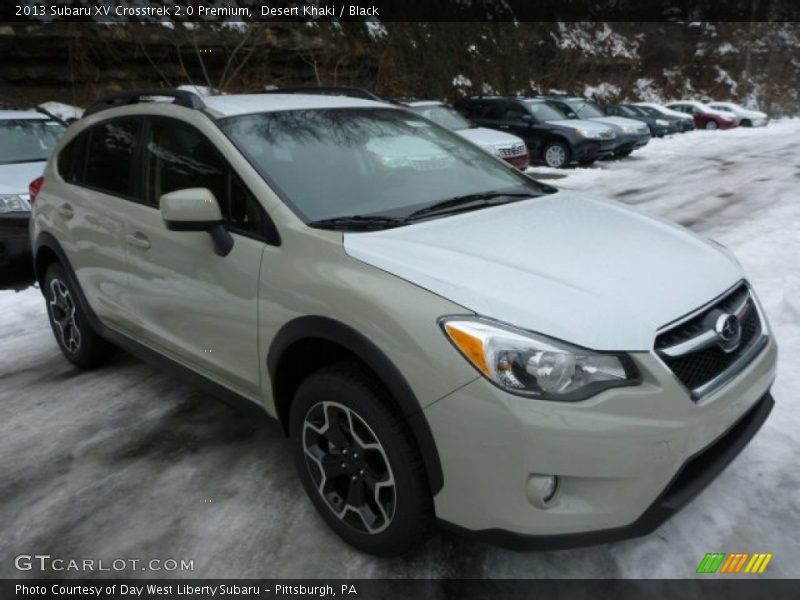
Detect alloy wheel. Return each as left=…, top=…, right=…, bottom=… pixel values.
left=545, top=145, right=567, bottom=168
left=302, top=401, right=396, bottom=534
left=706, top=121, right=718, bottom=130
left=48, top=278, right=81, bottom=353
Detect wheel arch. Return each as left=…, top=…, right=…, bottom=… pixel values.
left=33, top=232, right=94, bottom=317
left=267, top=315, right=444, bottom=494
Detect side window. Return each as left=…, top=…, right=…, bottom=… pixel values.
left=503, top=104, right=531, bottom=124
left=144, top=118, right=272, bottom=239
left=57, top=137, right=77, bottom=182
left=482, top=103, right=505, bottom=120
left=144, top=119, right=227, bottom=207
left=81, top=119, right=140, bottom=197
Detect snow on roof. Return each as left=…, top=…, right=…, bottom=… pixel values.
left=0, top=110, right=50, bottom=121
left=203, top=93, right=392, bottom=117
left=405, top=100, right=444, bottom=107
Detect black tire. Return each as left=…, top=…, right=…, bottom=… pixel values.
left=289, top=362, right=433, bottom=556
left=614, top=148, right=634, bottom=158
left=741, top=119, right=752, bottom=127
left=43, top=262, right=113, bottom=368
left=542, top=140, right=571, bottom=168
left=705, top=120, right=718, bottom=130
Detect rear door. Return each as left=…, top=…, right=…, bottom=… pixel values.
left=121, top=117, right=271, bottom=398
left=53, top=117, right=143, bottom=327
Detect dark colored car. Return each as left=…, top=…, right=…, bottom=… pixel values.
left=540, top=96, right=651, bottom=157
left=0, top=111, right=65, bottom=269
left=632, top=103, right=695, bottom=132
left=603, top=104, right=680, bottom=137
left=454, top=96, right=617, bottom=168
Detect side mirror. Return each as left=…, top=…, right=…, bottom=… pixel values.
left=160, top=188, right=234, bottom=257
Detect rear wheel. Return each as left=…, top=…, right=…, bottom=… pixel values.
left=542, top=141, right=571, bottom=168
left=705, top=120, right=718, bottom=130
left=741, top=119, right=752, bottom=127
left=289, top=362, right=433, bottom=556
left=44, top=262, right=112, bottom=368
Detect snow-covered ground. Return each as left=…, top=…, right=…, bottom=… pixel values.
left=1, top=121, right=798, bottom=579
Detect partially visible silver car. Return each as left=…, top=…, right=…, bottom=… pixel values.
left=0, top=110, right=65, bottom=268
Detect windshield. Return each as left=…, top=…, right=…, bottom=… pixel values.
left=567, top=101, right=606, bottom=119
left=0, top=119, right=66, bottom=164
left=615, top=105, right=640, bottom=117
left=221, top=108, right=548, bottom=225
left=409, top=105, right=471, bottom=131
left=636, top=106, right=660, bottom=117
left=524, top=101, right=570, bottom=122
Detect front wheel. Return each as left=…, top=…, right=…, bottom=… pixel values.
left=705, top=120, right=719, bottom=130
left=44, top=262, right=113, bottom=368
left=741, top=119, right=752, bottom=127
left=614, top=148, right=634, bottom=158
left=542, top=141, right=571, bottom=168
left=289, top=362, right=433, bottom=556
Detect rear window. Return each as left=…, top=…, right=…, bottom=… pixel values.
left=0, top=119, right=65, bottom=165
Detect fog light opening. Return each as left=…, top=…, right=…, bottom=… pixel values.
left=527, top=474, right=559, bottom=508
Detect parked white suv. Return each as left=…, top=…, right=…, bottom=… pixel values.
left=30, top=90, right=776, bottom=556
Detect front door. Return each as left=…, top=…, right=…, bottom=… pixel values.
left=121, top=117, right=270, bottom=398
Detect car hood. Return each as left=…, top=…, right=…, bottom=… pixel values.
left=0, top=161, right=46, bottom=195
left=343, top=190, right=743, bottom=351
left=548, top=119, right=614, bottom=134
left=588, top=116, right=649, bottom=132
left=457, top=127, right=525, bottom=149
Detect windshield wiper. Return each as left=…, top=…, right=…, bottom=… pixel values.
left=307, top=214, right=411, bottom=231
left=407, top=190, right=534, bottom=219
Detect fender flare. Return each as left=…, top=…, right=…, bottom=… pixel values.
left=268, top=316, right=444, bottom=494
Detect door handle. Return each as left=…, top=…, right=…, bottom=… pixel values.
left=126, top=232, right=151, bottom=250
left=56, top=203, right=73, bottom=219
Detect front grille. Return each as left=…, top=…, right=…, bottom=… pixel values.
left=655, top=283, right=764, bottom=396
left=498, top=143, right=526, bottom=157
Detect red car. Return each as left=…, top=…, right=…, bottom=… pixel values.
left=666, top=101, right=737, bottom=130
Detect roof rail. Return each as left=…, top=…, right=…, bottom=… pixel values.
left=262, top=86, right=401, bottom=105
left=84, top=89, right=207, bottom=116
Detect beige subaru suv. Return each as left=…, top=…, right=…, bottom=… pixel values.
left=30, top=90, right=776, bottom=556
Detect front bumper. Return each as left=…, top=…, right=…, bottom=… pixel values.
left=611, top=131, right=649, bottom=154
left=503, top=153, right=530, bottom=170
left=573, top=138, right=616, bottom=161
left=425, top=335, right=776, bottom=545
left=0, top=214, right=32, bottom=267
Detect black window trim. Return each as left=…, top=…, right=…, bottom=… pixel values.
left=66, top=115, right=145, bottom=202
left=141, top=115, right=280, bottom=246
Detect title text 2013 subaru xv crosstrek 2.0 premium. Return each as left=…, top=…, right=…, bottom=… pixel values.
left=30, top=90, right=777, bottom=556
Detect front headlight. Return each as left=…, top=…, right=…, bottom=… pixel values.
left=576, top=129, right=609, bottom=140
left=656, top=119, right=669, bottom=126
left=0, top=194, right=31, bottom=213
left=621, top=125, right=636, bottom=133
left=441, top=317, right=640, bottom=401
